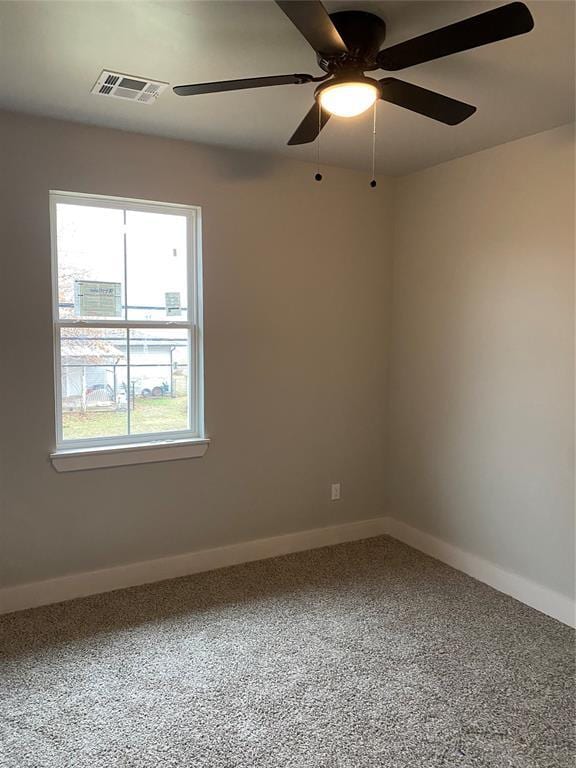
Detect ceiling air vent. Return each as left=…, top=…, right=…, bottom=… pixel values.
left=91, top=70, right=169, bottom=104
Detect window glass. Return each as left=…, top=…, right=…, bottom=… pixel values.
left=59, top=327, right=128, bottom=441
left=56, top=204, right=125, bottom=320
left=128, top=328, right=190, bottom=435
left=126, top=210, right=188, bottom=322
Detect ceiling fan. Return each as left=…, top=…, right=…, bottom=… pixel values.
left=174, top=1, right=534, bottom=146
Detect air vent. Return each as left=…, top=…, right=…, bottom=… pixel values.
left=91, top=70, right=169, bottom=104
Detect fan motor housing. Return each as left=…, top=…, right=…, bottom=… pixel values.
left=317, top=11, right=387, bottom=73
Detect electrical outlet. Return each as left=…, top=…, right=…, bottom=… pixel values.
left=331, top=483, right=341, bottom=501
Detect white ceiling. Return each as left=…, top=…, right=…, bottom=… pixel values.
left=0, top=0, right=573, bottom=175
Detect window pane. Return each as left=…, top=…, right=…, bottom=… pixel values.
left=60, top=328, right=128, bottom=441
left=126, top=210, right=188, bottom=321
left=56, top=204, right=125, bottom=320
left=128, top=329, right=190, bottom=435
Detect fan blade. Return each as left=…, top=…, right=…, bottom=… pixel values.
left=174, top=73, right=313, bottom=96
left=377, top=2, right=534, bottom=71
left=379, top=78, right=476, bottom=125
left=275, top=1, right=348, bottom=56
left=287, top=102, right=331, bottom=145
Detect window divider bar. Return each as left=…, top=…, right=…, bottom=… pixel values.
left=123, top=209, right=131, bottom=436
left=55, top=320, right=194, bottom=329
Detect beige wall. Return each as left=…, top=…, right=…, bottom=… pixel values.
left=0, top=110, right=392, bottom=587
left=388, top=124, right=575, bottom=597
left=1, top=110, right=573, bottom=601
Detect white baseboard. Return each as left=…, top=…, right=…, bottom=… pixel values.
left=385, top=517, right=575, bottom=628
left=0, top=517, right=389, bottom=616
left=2, top=515, right=573, bottom=628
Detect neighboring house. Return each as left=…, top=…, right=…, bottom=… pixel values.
left=61, top=336, right=125, bottom=410
left=60, top=330, right=187, bottom=410
left=115, top=333, right=188, bottom=396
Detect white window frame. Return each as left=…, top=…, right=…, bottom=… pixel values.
left=49, top=191, right=207, bottom=467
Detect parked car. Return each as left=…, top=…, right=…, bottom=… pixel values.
left=119, top=378, right=171, bottom=398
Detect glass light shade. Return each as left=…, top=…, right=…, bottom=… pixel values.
left=319, top=82, right=378, bottom=118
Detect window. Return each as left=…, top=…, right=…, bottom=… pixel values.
left=50, top=192, right=206, bottom=468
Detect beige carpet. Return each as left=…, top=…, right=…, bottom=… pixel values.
left=1, top=536, right=574, bottom=767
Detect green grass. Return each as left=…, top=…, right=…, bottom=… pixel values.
left=62, top=395, right=188, bottom=439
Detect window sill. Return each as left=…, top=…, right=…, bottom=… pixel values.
left=50, top=438, right=210, bottom=472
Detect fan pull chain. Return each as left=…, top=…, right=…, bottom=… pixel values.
left=370, top=103, right=377, bottom=188
left=315, top=104, right=323, bottom=181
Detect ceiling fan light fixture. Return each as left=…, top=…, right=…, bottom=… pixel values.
left=174, top=2, right=535, bottom=143
left=317, top=78, right=379, bottom=118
